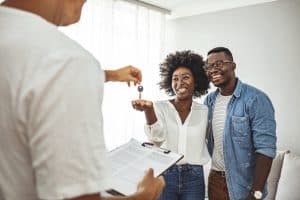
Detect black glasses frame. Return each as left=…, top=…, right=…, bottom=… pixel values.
left=203, top=60, right=234, bottom=71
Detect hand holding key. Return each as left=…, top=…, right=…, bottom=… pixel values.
left=132, top=85, right=153, bottom=111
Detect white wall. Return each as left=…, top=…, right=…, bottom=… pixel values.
left=165, top=0, right=300, bottom=154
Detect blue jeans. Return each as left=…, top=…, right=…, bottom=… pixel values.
left=158, top=164, right=205, bottom=200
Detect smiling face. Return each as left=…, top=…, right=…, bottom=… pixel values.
left=172, top=67, right=195, bottom=101
left=205, top=52, right=236, bottom=89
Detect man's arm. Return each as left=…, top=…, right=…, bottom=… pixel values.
left=105, top=66, right=142, bottom=86
left=246, top=153, right=273, bottom=200
left=252, top=153, right=273, bottom=191
left=247, top=93, right=276, bottom=199
left=68, top=169, right=165, bottom=200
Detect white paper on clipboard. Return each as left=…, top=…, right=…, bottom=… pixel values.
left=106, top=139, right=183, bottom=196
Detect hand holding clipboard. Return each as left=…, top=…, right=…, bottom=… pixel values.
left=106, top=139, right=183, bottom=196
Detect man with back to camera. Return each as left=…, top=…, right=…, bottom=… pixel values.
left=204, top=47, right=277, bottom=200
left=0, top=0, right=165, bottom=200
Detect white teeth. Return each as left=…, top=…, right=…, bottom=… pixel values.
left=212, top=75, right=221, bottom=79
left=178, top=88, right=187, bottom=93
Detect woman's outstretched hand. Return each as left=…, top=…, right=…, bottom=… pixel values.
left=131, top=99, right=153, bottom=112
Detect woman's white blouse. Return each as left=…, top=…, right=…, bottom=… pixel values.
left=144, top=100, right=210, bottom=165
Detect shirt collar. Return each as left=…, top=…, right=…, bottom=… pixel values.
left=232, top=78, right=242, bottom=98
left=213, top=78, right=243, bottom=99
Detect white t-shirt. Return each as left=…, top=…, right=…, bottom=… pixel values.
left=144, top=100, right=210, bottom=165
left=0, top=6, right=110, bottom=200
left=211, top=93, right=232, bottom=171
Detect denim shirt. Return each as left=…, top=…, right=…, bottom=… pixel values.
left=204, top=79, right=277, bottom=200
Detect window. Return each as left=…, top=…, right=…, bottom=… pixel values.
left=60, top=0, right=167, bottom=149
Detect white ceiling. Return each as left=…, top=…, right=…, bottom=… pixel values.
left=141, top=0, right=279, bottom=18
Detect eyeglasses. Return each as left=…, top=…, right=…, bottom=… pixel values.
left=203, top=60, right=234, bottom=71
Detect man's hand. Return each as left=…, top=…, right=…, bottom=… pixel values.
left=105, top=65, right=142, bottom=86
left=67, top=169, right=164, bottom=200
left=136, top=168, right=165, bottom=200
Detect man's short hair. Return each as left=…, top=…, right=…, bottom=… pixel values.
left=207, top=47, right=233, bottom=61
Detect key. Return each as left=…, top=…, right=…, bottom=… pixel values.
left=137, top=85, right=143, bottom=99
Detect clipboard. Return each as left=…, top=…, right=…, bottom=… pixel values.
left=106, top=139, right=183, bottom=196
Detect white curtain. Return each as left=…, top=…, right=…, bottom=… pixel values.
left=60, top=0, right=167, bottom=150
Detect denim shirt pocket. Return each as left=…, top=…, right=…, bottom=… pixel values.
left=231, top=116, right=250, bottom=137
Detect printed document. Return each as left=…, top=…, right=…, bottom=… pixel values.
left=106, top=139, right=183, bottom=196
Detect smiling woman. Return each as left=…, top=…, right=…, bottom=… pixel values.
left=60, top=0, right=167, bottom=149
left=131, top=50, right=210, bottom=200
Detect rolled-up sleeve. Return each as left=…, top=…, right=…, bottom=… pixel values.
left=249, top=93, right=277, bottom=158
left=144, top=121, right=166, bottom=143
